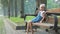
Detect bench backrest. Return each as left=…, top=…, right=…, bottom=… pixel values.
left=46, top=8, right=60, bottom=23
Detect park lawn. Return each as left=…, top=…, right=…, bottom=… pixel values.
left=10, top=16, right=35, bottom=25
left=10, top=17, right=24, bottom=24
left=26, top=16, right=35, bottom=21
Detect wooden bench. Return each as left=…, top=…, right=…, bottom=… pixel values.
left=24, top=12, right=60, bottom=32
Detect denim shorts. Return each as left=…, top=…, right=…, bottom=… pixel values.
left=31, top=16, right=42, bottom=23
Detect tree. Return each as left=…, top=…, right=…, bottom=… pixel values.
left=1, top=0, right=8, bottom=16
left=10, top=0, right=14, bottom=17
left=20, top=0, right=24, bottom=18
left=8, top=0, right=10, bottom=18
left=15, top=0, right=17, bottom=17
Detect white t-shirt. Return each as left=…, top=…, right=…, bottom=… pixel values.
left=39, top=11, right=45, bottom=17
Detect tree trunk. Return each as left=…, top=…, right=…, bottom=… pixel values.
left=20, top=0, right=24, bottom=18
left=10, top=0, right=14, bottom=17
left=8, top=0, right=10, bottom=18
left=15, top=0, right=17, bottom=17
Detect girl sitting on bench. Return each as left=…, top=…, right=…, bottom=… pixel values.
left=26, top=4, right=46, bottom=34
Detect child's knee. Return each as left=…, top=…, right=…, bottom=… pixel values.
left=27, top=20, right=32, bottom=23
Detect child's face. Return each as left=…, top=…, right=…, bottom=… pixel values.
left=39, top=6, right=45, bottom=11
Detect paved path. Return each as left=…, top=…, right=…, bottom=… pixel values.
left=0, top=16, right=6, bottom=34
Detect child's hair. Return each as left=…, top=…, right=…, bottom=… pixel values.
left=40, top=4, right=46, bottom=11
left=35, top=4, right=46, bottom=15
left=39, top=4, right=45, bottom=8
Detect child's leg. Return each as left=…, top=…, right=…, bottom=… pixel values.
left=26, top=21, right=32, bottom=34
left=30, top=22, right=34, bottom=34
left=26, top=23, right=30, bottom=34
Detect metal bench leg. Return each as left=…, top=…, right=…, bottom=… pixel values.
left=25, top=22, right=27, bottom=30
left=53, top=15, right=58, bottom=32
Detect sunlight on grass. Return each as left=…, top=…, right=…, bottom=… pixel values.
left=10, top=17, right=24, bottom=24
left=10, top=16, right=35, bottom=25
left=26, top=16, right=35, bottom=21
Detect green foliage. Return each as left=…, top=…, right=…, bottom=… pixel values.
left=1, top=0, right=8, bottom=7
left=47, top=0, right=60, bottom=9
left=24, top=0, right=36, bottom=14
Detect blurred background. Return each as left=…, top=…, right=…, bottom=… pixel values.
left=0, top=0, right=60, bottom=34
left=0, top=0, right=60, bottom=17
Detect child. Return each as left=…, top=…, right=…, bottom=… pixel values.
left=26, top=4, right=46, bottom=34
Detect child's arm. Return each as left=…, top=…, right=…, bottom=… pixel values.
left=40, top=12, right=46, bottom=23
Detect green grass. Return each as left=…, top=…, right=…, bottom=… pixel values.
left=10, top=17, right=24, bottom=24
left=0, top=18, right=5, bottom=34
left=10, top=16, right=35, bottom=25
left=26, top=16, right=35, bottom=21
